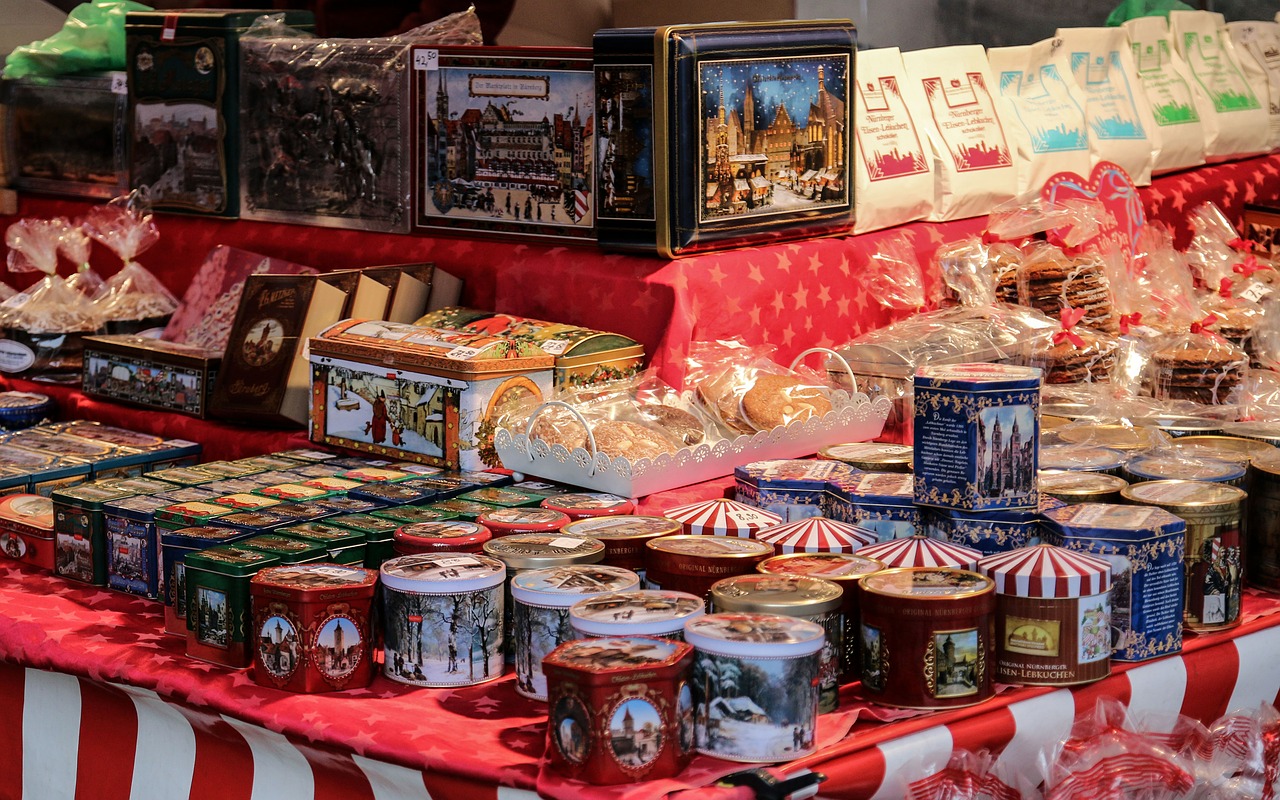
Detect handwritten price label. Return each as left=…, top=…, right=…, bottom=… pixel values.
left=413, top=49, right=439, bottom=71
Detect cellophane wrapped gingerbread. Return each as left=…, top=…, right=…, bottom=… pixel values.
left=865, top=232, right=927, bottom=312
left=1034, top=307, right=1120, bottom=385
left=1151, top=319, right=1249, bottom=408
left=83, top=192, right=177, bottom=333
left=685, top=339, right=836, bottom=435
left=55, top=217, right=105, bottom=300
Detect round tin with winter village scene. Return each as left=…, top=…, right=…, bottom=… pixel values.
left=570, top=589, right=705, bottom=640
left=249, top=563, right=379, bottom=693
left=543, top=636, right=695, bottom=785
left=510, top=565, right=640, bottom=701
left=379, top=553, right=506, bottom=687
left=683, top=613, right=824, bottom=763
left=858, top=567, right=996, bottom=709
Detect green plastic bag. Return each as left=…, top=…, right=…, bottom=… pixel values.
left=1106, top=0, right=1195, bottom=26
left=4, top=0, right=153, bottom=80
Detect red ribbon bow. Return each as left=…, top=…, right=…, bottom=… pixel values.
left=1233, top=254, right=1264, bottom=278
left=1190, top=313, right=1220, bottom=336
left=1119, top=312, right=1142, bottom=335
left=981, top=231, right=1001, bottom=245
left=1220, top=277, right=1234, bottom=299
left=1053, top=307, right=1088, bottom=348
left=1228, top=237, right=1255, bottom=253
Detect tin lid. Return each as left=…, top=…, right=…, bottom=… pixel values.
left=148, top=466, right=221, bottom=485
left=185, top=544, right=279, bottom=576
left=510, top=480, right=573, bottom=497
left=159, top=525, right=251, bottom=547
left=101, top=477, right=181, bottom=495
left=1121, top=479, right=1247, bottom=510
left=238, top=534, right=329, bottom=561
left=394, top=520, right=492, bottom=550
left=1057, top=425, right=1172, bottom=452
left=214, top=511, right=288, bottom=530
left=855, top=535, right=981, bottom=571
left=203, top=478, right=267, bottom=496
left=1132, top=415, right=1224, bottom=436
left=459, top=487, right=543, bottom=507
left=255, top=483, right=333, bottom=501
left=103, top=493, right=174, bottom=517
left=197, top=461, right=266, bottom=479
left=477, top=506, right=571, bottom=532
left=1221, top=420, right=1280, bottom=446
left=560, top=515, right=682, bottom=541
left=1169, top=435, right=1276, bottom=463
left=510, top=565, right=640, bottom=605
left=645, top=535, right=774, bottom=559
left=430, top=499, right=500, bottom=518
left=51, top=483, right=137, bottom=506
left=156, top=487, right=220, bottom=503
left=1042, top=503, right=1186, bottom=536
left=861, top=567, right=994, bottom=600
left=349, top=481, right=437, bottom=505
left=0, top=391, right=52, bottom=413
left=156, top=500, right=233, bottom=524
left=682, top=612, right=825, bottom=658
left=0, top=495, right=53, bottom=530
left=1125, top=456, right=1246, bottom=483
left=915, top=363, right=1042, bottom=390
left=544, top=636, right=691, bottom=672
left=817, top=443, right=912, bottom=469
left=213, top=493, right=282, bottom=511
left=266, top=502, right=333, bottom=522
left=380, top=553, right=507, bottom=593
left=755, top=516, right=877, bottom=554
left=252, top=563, right=378, bottom=592
left=456, top=470, right=514, bottom=486
left=371, top=505, right=460, bottom=524
left=339, top=466, right=414, bottom=483
left=1038, top=470, right=1129, bottom=497
left=757, top=552, right=885, bottom=580
left=316, top=497, right=389, bottom=514
left=386, top=462, right=445, bottom=476
left=302, top=476, right=365, bottom=492
left=662, top=498, right=781, bottom=535
left=733, top=459, right=853, bottom=489
left=233, top=455, right=306, bottom=472
left=1038, top=444, right=1128, bottom=472
left=978, top=544, right=1111, bottom=598
left=406, top=475, right=473, bottom=495
left=273, top=449, right=337, bottom=463
left=276, top=522, right=364, bottom=545
left=824, top=471, right=915, bottom=503
left=482, top=533, right=605, bottom=570
left=539, top=492, right=636, bottom=516
left=710, top=574, right=843, bottom=615
left=569, top=590, right=705, bottom=636
left=327, top=513, right=400, bottom=538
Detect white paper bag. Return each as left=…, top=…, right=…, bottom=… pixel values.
left=901, top=45, right=1017, bottom=222
left=1170, top=10, right=1269, bottom=161
left=853, top=47, right=935, bottom=234
left=1055, top=27, right=1160, bottom=185
left=1225, top=20, right=1280, bottom=151
left=987, top=39, right=1092, bottom=195
left=1123, top=15, right=1208, bottom=174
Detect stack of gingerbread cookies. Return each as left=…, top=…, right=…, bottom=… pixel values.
left=1017, top=250, right=1120, bottom=335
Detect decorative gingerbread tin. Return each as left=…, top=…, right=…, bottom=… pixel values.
left=540, top=492, right=637, bottom=520
left=823, top=471, right=919, bottom=540
left=392, top=520, right=492, bottom=555
left=913, top=364, right=1041, bottom=512
left=560, top=515, right=682, bottom=572
left=544, top=636, right=694, bottom=784
left=276, top=522, right=367, bottom=565
left=347, top=480, right=438, bottom=507
left=1168, top=435, right=1277, bottom=465
left=683, top=613, right=824, bottom=761
left=1248, top=450, right=1280, bottom=591
left=253, top=483, right=336, bottom=503
left=977, top=544, right=1112, bottom=686
left=754, top=516, right=876, bottom=554
left=371, top=504, right=460, bottom=526
left=302, top=476, right=365, bottom=494
left=643, top=535, right=775, bottom=602
left=403, top=474, right=476, bottom=498
left=379, top=553, right=506, bottom=687
left=1057, top=424, right=1171, bottom=453
left=818, top=443, right=913, bottom=472
left=52, top=482, right=137, bottom=585
left=1122, top=480, right=1245, bottom=633
left=250, top=564, right=379, bottom=693
left=155, top=499, right=234, bottom=530
left=158, top=525, right=254, bottom=635
left=734, top=459, right=854, bottom=522
left=1041, top=503, right=1186, bottom=662
left=0, top=391, right=55, bottom=430
left=570, top=589, right=705, bottom=640
left=311, top=496, right=390, bottom=516
left=663, top=498, right=781, bottom=538
left=265, top=501, right=339, bottom=525
left=511, top=480, right=574, bottom=498
left=511, top=565, right=641, bottom=700
left=757, top=551, right=885, bottom=682
left=477, top=506, right=572, bottom=537
left=859, top=568, right=996, bottom=709
left=856, top=535, right=982, bottom=571
left=185, top=544, right=281, bottom=667
left=238, top=534, right=330, bottom=566
left=104, top=492, right=174, bottom=597
left=1123, top=456, right=1247, bottom=488
left=709, top=574, right=844, bottom=713
left=921, top=502, right=1050, bottom=557
left=1038, top=470, right=1129, bottom=504
left=459, top=487, right=544, bottom=509
left=0, top=494, right=56, bottom=571
left=1038, top=444, right=1128, bottom=475
left=429, top=498, right=502, bottom=522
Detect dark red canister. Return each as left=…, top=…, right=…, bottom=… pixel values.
left=393, top=521, right=492, bottom=555
left=858, top=567, right=996, bottom=710
left=643, top=535, right=774, bottom=604
left=477, top=507, right=572, bottom=537
left=544, top=636, right=694, bottom=784
left=540, top=493, right=636, bottom=520
left=250, top=563, right=379, bottom=693
left=560, top=516, right=682, bottom=572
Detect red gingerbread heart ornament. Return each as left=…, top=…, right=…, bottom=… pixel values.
left=1041, top=161, right=1146, bottom=269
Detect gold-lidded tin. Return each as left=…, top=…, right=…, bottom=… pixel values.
left=1038, top=470, right=1129, bottom=505
left=817, top=443, right=913, bottom=473
left=643, top=535, right=774, bottom=605
left=858, top=567, right=996, bottom=709
left=1248, top=449, right=1280, bottom=591
left=1122, top=480, right=1246, bottom=632
left=977, top=544, right=1112, bottom=686
left=1057, top=424, right=1172, bottom=453
left=1168, top=435, right=1277, bottom=464
left=1121, top=456, right=1247, bottom=488
left=559, top=515, right=681, bottom=573
left=708, top=574, right=844, bottom=714
left=1038, top=444, right=1128, bottom=476
left=1221, top=420, right=1280, bottom=448
left=1132, top=415, right=1224, bottom=439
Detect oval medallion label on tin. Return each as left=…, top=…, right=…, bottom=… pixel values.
left=0, top=341, right=36, bottom=373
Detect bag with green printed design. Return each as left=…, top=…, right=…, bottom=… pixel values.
left=1224, top=20, right=1280, bottom=152
left=1170, top=10, right=1269, bottom=161
left=1123, top=15, right=1207, bottom=174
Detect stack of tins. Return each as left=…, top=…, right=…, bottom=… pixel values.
left=570, top=589, right=705, bottom=641
left=1121, top=480, right=1247, bottom=632
left=379, top=553, right=507, bottom=687
left=560, top=516, right=681, bottom=576
left=544, top=636, right=694, bottom=784
left=662, top=498, right=781, bottom=537
left=708, top=574, right=844, bottom=713
left=856, top=535, right=982, bottom=570
left=249, top=564, right=379, bottom=693
left=754, top=517, right=877, bottom=554
left=758, top=552, right=886, bottom=682
left=858, top=567, right=996, bottom=709
left=977, top=544, right=1113, bottom=685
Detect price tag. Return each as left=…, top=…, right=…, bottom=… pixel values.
left=548, top=537, right=586, bottom=550
left=540, top=339, right=570, bottom=355
left=110, top=73, right=128, bottom=95
left=726, top=508, right=773, bottom=526
left=1239, top=281, right=1273, bottom=304
left=413, top=49, right=439, bottom=71
left=445, top=345, right=482, bottom=361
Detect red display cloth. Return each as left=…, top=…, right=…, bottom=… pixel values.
left=0, top=557, right=1278, bottom=799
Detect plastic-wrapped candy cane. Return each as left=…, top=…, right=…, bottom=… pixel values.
left=83, top=190, right=177, bottom=334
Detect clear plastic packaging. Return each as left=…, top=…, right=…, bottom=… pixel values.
left=1016, top=243, right=1119, bottom=335
left=1197, top=703, right=1280, bottom=799
left=1151, top=323, right=1250, bottom=407
left=905, top=749, right=1033, bottom=800
left=83, top=192, right=176, bottom=333
left=866, top=233, right=927, bottom=311
left=1036, top=307, right=1121, bottom=385
left=55, top=217, right=105, bottom=300
left=935, top=237, right=1002, bottom=307
left=1129, top=224, right=1207, bottom=336
left=685, top=339, right=835, bottom=434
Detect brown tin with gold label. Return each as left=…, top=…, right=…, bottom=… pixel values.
left=818, top=442, right=913, bottom=472
left=858, top=567, right=996, bottom=709
left=1122, top=480, right=1246, bottom=632
left=643, top=535, right=774, bottom=604
left=1039, top=470, right=1129, bottom=505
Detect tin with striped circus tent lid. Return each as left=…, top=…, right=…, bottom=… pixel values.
left=855, top=535, right=981, bottom=571
left=662, top=498, right=781, bottom=538
left=754, top=516, right=876, bottom=554
left=977, top=544, right=1112, bottom=686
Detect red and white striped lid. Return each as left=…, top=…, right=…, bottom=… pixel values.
left=856, top=535, right=981, bottom=570
left=755, top=516, right=877, bottom=554
left=978, top=544, right=1112, bottom=598
left=662, top=498, right=781, bottom=538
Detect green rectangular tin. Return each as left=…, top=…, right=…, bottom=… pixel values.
left=146, top=466, right=222, bottom=487
left=52, top=483, right=139, bottom=585
left=238, top=533, right=329, bottom=565
left=159, top=525, right=255, bottom=635
left=184, top=544, right=280, bottom=666
left=370, top=505, right=460, bottom=525
left=325, top=513, right=399, bottom=568
left=156, top=500, right=234, bottom=530
left=277, top=522, right=366, bottom=565
left=427, top=498, right=502, bottom=522
left=458, top=487, right=544, bottom=508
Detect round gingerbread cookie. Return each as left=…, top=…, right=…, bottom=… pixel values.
left=741, top=375, right=833, bottom=430
left=591, top=420, right=678, bottom=462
